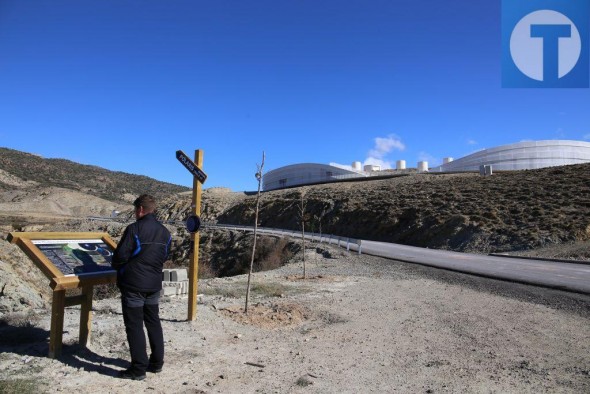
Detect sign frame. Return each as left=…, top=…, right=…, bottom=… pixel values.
left=7, top=232, right=117, bottom=290
left=7, top=231, right=118, bottom=358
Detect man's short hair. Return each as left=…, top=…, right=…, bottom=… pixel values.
left=133, top=194, right=157, bottom=213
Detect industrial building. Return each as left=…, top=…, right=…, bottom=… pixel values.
left=262, top=140, right=590, bottom=191
left=429, top=140, right=590, bottom=172
left=262, top=163, right=367, bottom=191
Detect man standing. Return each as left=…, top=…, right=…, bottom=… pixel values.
left=112, top=194, right=171, bottom=380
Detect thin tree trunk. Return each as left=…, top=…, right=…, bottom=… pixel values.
left=302, top=216, right=306, bottom=279
left=245, top=151, right=265, bottom=313
left=300, top=191, right=306, bottom=279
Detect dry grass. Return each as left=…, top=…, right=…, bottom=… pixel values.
left=199, top=280, right=306, bottom=299
left=296, top=376, right=314, bottom=387
left=0, top=379, right=42, bottom=394
left=93, top=283, right=120, bottom=300
left=0, top=310, right=40, bottom=328
left=252, top=237, right=294, bottom=272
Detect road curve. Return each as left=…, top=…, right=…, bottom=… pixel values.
left=207, top=224, right=590, bottom=295
left=89, top=219, right=590, bottom=295
left=360, top=240, right=590, bottom=295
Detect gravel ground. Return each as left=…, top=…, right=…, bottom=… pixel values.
left=1, top=244, right=589, bottom=393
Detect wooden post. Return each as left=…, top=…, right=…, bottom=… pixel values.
left=47, top=285, right=97, bottom=358
left=49, top=289, right=66, bottom=358
left=79, top=285, right=94, bottom=346
left=187, top=149, right=203, bottom=321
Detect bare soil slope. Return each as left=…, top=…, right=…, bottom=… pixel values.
left=1, top=157, right=590, bottom=392
left=1, top=245, right=589, bottom=393
left=207, top=164, right=590, bottom=254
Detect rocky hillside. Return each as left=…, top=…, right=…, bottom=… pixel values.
left=160, top=163, right=590, bottom=255
left=3, top=146, right=588, bottom=257
left=0, top=147, right=189, bottom=203
left=1, top=149, right=590, bottom=316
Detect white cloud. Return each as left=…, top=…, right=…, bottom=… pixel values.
left=361, top=134, right=405, bottom=170
left=367, top=134, right=405, bottom=159
left=583, top=133, right=590, bottom=140
left=331, top=134, right=404, bottom=172
left=467, top=139, right=478, bottom=145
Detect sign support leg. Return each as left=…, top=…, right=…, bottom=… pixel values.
left=79, top=285, right=93, bottom=347
left=49, top=289, right=66, bottom=358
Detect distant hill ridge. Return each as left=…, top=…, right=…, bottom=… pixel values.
left=0, top=147, right=189, bottom=203
left=2, top=146, right=590, bottom=259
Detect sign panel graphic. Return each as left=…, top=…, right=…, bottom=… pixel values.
left=32, top=239, right=115, bottom=276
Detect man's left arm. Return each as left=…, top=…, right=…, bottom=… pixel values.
left=112, top=226, right=135, bottom=269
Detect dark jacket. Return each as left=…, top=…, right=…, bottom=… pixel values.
left=112, top=213, right=171, bottom=292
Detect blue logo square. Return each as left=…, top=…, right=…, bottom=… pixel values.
left=502, top=0, right=589, bottom=88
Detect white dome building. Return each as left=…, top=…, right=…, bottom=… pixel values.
left=430, top=140, right=590, bottom=172
left=263, top=140, right=590, bottom=191
left=263, top=163, right=366, bottom=191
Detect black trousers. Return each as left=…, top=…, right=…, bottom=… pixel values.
left=121, top=290, right=164, bottom=374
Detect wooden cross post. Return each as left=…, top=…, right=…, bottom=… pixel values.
left=187, top=149, right=203, bottom=321
left=175, top=149, right=207, bottom=321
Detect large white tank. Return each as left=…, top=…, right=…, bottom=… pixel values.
left=396, top=160, right=406, bottom=170
left=417, top=161, right=429, bottom=172
left=443, top=157, right=454, bottom=164
left=352, top=161, right=362, bottom=171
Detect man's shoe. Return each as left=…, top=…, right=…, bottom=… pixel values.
left=118, top=369, right=146, bottom=381
left=147, top=365, right=163, bottom=373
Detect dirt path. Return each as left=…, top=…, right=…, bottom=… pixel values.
left=1, top=246, right=589, bottom=393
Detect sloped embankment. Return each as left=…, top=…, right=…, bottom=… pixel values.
left=163, top=164, right=590, bottom=255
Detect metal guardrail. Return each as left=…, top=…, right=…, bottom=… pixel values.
left=86, top=217, right=361, bottom=252
left=89, top=217, right=589, bottom=267
left=204, top=223, right=362, bottom=253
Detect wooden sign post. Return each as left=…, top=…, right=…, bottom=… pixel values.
left=176, top=149, right=207, bottom=321
left=6, top=232, right=117, bottom=358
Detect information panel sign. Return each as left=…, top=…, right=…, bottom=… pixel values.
left=32, top=239, right=115, bottom=276
left=7, top=231, right=118, bottom=287
left=6, top=232, right=119, bottom=358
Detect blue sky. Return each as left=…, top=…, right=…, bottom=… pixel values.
left=0, top=1, right=588, bottom=191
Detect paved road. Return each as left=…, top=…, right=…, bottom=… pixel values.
left=360, top=240, right=590, bottom=294
left=89, top=218, right=590, bottom=295
left=206, top=224, right=590, bottom=295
